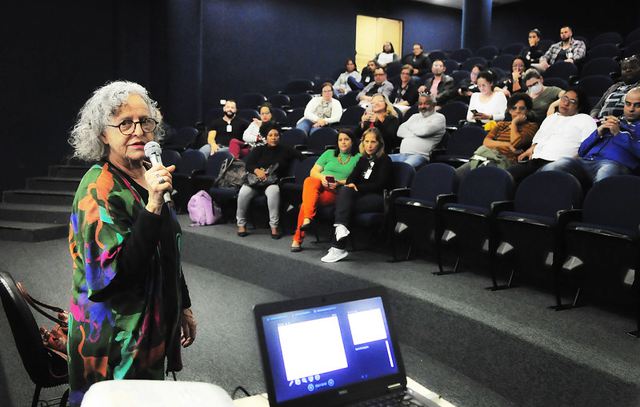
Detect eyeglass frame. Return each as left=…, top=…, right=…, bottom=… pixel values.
left=106, top=117, right=158, bottom=135
left=560, top=95, right=578, bottom=105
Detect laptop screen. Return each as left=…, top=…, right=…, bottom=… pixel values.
left=255, top=289, right=403, bottom=405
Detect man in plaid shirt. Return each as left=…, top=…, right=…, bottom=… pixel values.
left=533, top=26, right=586, bottom=72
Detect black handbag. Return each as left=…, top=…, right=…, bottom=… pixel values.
left=244, top=163, right=279, bottom=187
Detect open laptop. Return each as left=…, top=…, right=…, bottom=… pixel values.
left=253, top=286, right=436, bottom=407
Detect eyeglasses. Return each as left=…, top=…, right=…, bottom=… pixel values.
left=510, top=106, right=527, bottom=111
left=107, top=117, right=158, bottom=135
left=374, top=73, right=385, bottom=76
left=561, top=95, right=578, bottom=105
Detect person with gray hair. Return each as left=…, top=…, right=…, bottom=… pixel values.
left=390, top=93, right=446, bottom=167
left=66, top=80, right=196, bottom=406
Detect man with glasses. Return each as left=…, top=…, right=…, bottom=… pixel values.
left=401, top=43, right=431, bottom=77
left=357, top=66, right=394, bottom=105
left=591, top=55, right=640, bottom=118
left=541, top=87, right=640, bottom=187
left=507, top=87, right=596, bottom=183
left=533, top=25, right=586, bottom=71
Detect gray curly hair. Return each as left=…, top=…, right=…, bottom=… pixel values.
left=68, top=80, right=165, bottom=161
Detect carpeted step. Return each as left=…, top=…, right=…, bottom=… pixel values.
left=48, top=164, right=92, bottom=178
left=0, top=220, right=67, bottom=242
left=0, top=203, right=70, bottom=224
left=2, top=190, right=75, bottom=206
left=26, top=177, right=81, bottom=192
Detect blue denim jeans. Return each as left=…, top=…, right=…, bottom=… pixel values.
left=389, top=153, right=428, bottom=168
left=296, top=119, right=323, bottom=136
left=540, top=157, right=630, bottom=187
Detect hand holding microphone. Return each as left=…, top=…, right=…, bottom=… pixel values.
left=144, top=141, right=176, bottom=214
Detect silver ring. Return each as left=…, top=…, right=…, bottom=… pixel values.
left=157, top=176, right=166, bottom=184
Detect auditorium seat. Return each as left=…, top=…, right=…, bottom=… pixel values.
left=237, top=93, right=267, bottom=110
left=624, top=27, right=640, bottom=45
left=575, top=75, right=614, bottom=107
left=437, top=166, right=514, bottom=276
left=623, top=40, right=640, bottom=58
left=391, top=163, right=459, bottom=261
left=427, top=50, right=447, bottom=62
left=501, top=43, right=525, bottom=56
left=448, top=48, right=473, bottom=63
left=543, top=62, right=578, bottom=82
left=475, top=45, right=499, bottom=60
left=589, top=32, right=623, bottom=48
left=559, top=175, right=640, bottom=336
left=585, top=43, right=621, bottom=61
left=542, top=77, right=569, bottom=90
left=283, top=79, right=314, bottom=94
left=279, top=128, right=307, bottom=150
left=160, top=149, right=181, bottom=168
left=173, top=149, right=207, bottom=212
left=580, top=57, right=620, bottom=78
left=431, top=125, right=485, bottom=167
left=443, top=59, right=460, bottom=73
left=267, top=94, right=291, bottom=109
left=450, top=70, right=470, bottom=87
left=339, top=105, right=365, bottom=129
left=538, top=39, right=554, bottom=52
left=237, top=108, right=260, bottom=121
left=493, top=171, right=582, bottom=293
left=385, top=61, right=403, bottom=78
left=305, top=127, right=338, bottom=155
left=461, top=56, right=488, bottom=72
left=270, top=107, right=288, bottom=126
left=192, top=150, right=234, bottom=192
left=285, top=107, right=305, bottom=128
left=204, top=107, right=224, bottom=126
left=438, top=101, right=469, bottom=129
left=339, top=90, right=360, bottom=108
left=163, top=126, right=199, bottom=152
left=288, top=93, right=313, bottom=109
left=490, top=54, right=515, bottom=72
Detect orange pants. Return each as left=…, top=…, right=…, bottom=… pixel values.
left=293, top=177, right=337, bottom=244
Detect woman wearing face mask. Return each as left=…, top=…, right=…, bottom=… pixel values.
left=522, top=68, right=565, bottom=124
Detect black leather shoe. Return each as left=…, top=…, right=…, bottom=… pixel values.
left=271, top=229, right=282, bottom=240
left=237, top=227, right=248, bottom=237
left=299, top=220, right=315, bottom=232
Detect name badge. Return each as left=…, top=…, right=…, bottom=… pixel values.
left=226, top=124, right=232, bottom=133
left=365, top=76, right=370, bottom=83
left=363, top=161, right=375, bottom=179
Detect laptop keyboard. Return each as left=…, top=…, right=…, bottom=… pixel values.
left=347, top=390, right=425, bottom=407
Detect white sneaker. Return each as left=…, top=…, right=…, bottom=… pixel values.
left=321, top=247, right=349, bottom=263
left=334, top=224, right=350, bottom=242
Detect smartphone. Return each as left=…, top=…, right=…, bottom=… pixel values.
left=325, top=176, right=336, bottom=184
left=471, top=109, right=479, bottom=115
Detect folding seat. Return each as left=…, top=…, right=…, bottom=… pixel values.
left=192, top=150, right=234, bottom=192
left=306, top=127, right=338, bottom=155
left=288, top=93, right=313, bottom=109
left=580, top=57, right=620, bottom=78
left=285, top=107, right=305, bottom=128
left=401, top=104, right=420, bottom=124
left=437, top=167, right=514, bottom=276
left=385, top=61, right=403, bottom=79
left=450, top=70, right=470, bottom=87
left=431, top=125, right=485, bottom=167
left=443, top=59, right=460, bottom=73
left=267, top=94, right=291, bottom=109
left=237, top=93, right=267, bottom=109
left=438, top=101, right=469, bottom=129
left=501, top=43, right=525, bottom=56
left=490, top=67, right=507, bottom=83
left=160, top=149, right=181, bottom=167
left=542, top=77, right=568, bottom=90
left=204, top=107, right=224, bottom=126
left=543, top=62, right=578, bottom=82
left=493, top=171, right=582, bottom=292
left=283, top=79, right=314, bottom=94
left=279, top=128, right=307, bottom=150
left=623, top=40, right=640, bottom=58
left=585, top=43, right=621, bottom=61
left=270, top=107, right=288, bottom=126
left=163, top=126, right=199, bottom=152
left=237, top=108, right=259, bottom=121
left=339, top=90, right=360, bottom=108
left=558, top=175, right=640, bottom=336
left=0, top=271, right=69, bottom=407
left=427, top=50, right=447, bottom=61
left=448, top=48, right=473, bottom=63
left=574, top=36, right=589, bottom=49
left=538, top=39, right=554, bottom=52
left=339, top=105, right=365, bottom=129
left=575, top=75, right=614, bottom=104
left=173, top=149, right=207, bottom=212
left=391, top=163, right=459, bottom=261
left=475, top=45, right=499, bottom=60
left=624, top=27, right=640, bottom=46
left=461, top=56, right=488, bottom=72
left=490, top=54, right=515, bottom=72
left=590, top=32, right=622, bottom=48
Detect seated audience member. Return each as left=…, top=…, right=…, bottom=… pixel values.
left=390, top=93, right=446, bottom=167
left=233, top=102, right=275, bottom=158
left=375, top=41, right=400, bottom=67
left=291, top=130, right=361, bottom=252
left=390, top=64, right=419, bottom=111
left=507, top=87, right=596, bottom=183
left=297, top=82, right=343, bottom=135
left=466, top=70, right=508, bottom=124
left=350, top=60, right=378, bottom=91
left=418, top=59, right=456, bottom=107
left=334, top=59, right=362, bottom=97
left=541, top=87, right=640, bottom=187
left=591, top=55, right=640, bottom=118
left=522, top=68, right=564, bottom=124
left=456, top=94, right=538, bottom=176
left=236, top=123, right=303, bottom=239
left=457, top=63, right=484, bottom=104
left=533, top=25, right=586, bottom=72
left=501, top=56, right=528, bottom=98
left=355, top=93, right=400, bottom=151
left=321, top=127, right=392, bottom=263
left=357, top=66, right=394, bottom=105
left=521, top=28, right=544, bottom=65
left=201, top=100, right=248, bottom=156
left=402, top=43, right=431, bottom=77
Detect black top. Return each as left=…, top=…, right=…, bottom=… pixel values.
left=245, top=143, right=303, bottom=178
left=355, top=115, right=401, bottom=152
left=108, top=162, right=191, bottom=309
left=196, top=116, right=248, bottom=148
left=346, top=154, right=393, bottom=194
left=360, top=67, right=375, bottom=86
left=401, top=53, right=431, bottom=77
left=390, top=81, right=419, bottom=106
left=521, top=45, right=544, bottom=65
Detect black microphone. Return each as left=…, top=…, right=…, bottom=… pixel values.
left=144, top=141, right=172, bottom=204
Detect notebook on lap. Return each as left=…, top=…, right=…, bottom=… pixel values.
left=253, top=286, right=433, bottom=407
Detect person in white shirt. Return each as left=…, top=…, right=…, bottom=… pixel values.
left=296, top=83, right=343, bottom=135
left=390, top=94, right=446, bottom=167
left=375, top=42, right=399, bottom=67
left=334, top=59, right=361, bottom=97
left=507, top=87, right=597, bottom=183
left=466, top=70, right=508, bottom=124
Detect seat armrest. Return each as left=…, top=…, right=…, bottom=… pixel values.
left=491, top=200, right=514, bottom=217
left=556, top=208, right=582, bottom=229
left=388, top=187, right=410, bottom=203
left=294, top=144, right=307, bottom=151
left=435, top=193, right=457, bottom=209
left=279, top=176, right=296, bottom=186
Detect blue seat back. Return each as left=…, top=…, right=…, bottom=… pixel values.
left=268, top=94, right=291, bottom=109
left=411, top=163, right=458, bottom=203
left=177, top=149, right=207, bottom=176
left=446, top=125, right=486, bottom=156
left=582, top=175, right=640, bottom=235
left=439, top=101, right=469, bottom=127
left=514, top=171, right=582, bottom=218
left=280, top=129, right=307, bottom=148
left=458, top=166, right=514, bottom=208
left=340, top=106, right=365, bottom=127
left=543, top=62, right=578, bottom=81
left=205, top=150, right=234, bottom=178
left=581, top=57, right=620, bottom=77
left=238, top=93, right=267, bottom=109
left=391, top=161, right=415, bottom=189
left=307, top=127, right=338, bottom=154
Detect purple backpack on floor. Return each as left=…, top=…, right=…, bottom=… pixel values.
left=188, top=190, right=221, bottom=226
